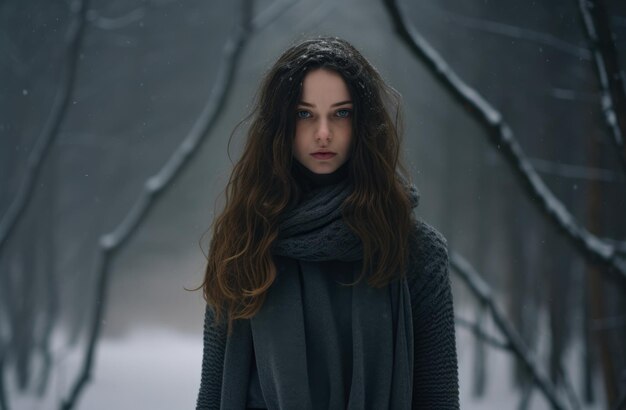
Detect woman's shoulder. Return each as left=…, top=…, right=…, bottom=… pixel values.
left=408, top=218, right=448, bottom=263
left=406, top=217, right=450, bottom=288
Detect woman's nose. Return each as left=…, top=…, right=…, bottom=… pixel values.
left=316, top=119, right=331, bottom=142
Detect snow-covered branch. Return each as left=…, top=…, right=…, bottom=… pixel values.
left=0, top=0, right=89, bottom=254
left=578, top=0, right=626, bottom=174
left=450, top=251, right=570, bottom=410
left=59, top=0, right=298, bottom=408
left=382, top=0, right=626, bottom=286
left=59, top=9, right=251, bottom=410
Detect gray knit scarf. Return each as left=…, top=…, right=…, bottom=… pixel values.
left=273, top=179, right=363, bottom=262
left=272, top=177, right=420, bottom=261
left=220, top=178, right=420, bottom=410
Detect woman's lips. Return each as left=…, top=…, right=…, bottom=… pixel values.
left=311, top=152, right=336, bottom=160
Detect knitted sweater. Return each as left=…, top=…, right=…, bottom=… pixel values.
left=196, top=219, right=459, bottom=409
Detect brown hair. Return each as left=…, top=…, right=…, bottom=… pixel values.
left=201, top=37, right=414, bottom=334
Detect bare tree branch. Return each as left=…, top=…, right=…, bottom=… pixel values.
left=517, top=381, right=534, bottom=410
left=0, top=0, right=89, bottom=255
left=35, top=245, right=59, bottom=397
left=612, top=15, right=626, bottom=28
left=450, top=251, right=569, bottom=410
left=548, top=87, right=600, bottom=103
left=455, top=315, right=511, bottom=351
left=251, top=0, right=300, bottom=29
left=578, top=0, right=626, bottom=174
left=471, top=303, right=488, bottom=396
left=382, top=0, right=626, bottom=286
left=58, top=0, right=300, bottom=408
left=422, top=2, right=591, bottom=60
left=528, top=157, right=622, bottom=182
left=0, top=270, right=13, bottom=410
left=86, top=7, right=146, bottom=30
left=0, top=379, right=6, bottom=410
left=614, top=388, right=626, bottom=410
left=59, top=12, right=251, bottom=410
left=0, top=350, right=7, bottom=410
left=558, top=363, right=583, bottom=410
left=602, top=238, right=626, bottom=256
left=590, top=315, right=626, bottom=332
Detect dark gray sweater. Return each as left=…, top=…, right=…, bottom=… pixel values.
left=196, top=219, right=460, bottom=409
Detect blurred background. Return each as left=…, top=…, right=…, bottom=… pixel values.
left=1, top=0, right=625, bottom=409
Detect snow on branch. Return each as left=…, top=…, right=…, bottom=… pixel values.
left=450, top=251, right=571, bottom=410
left=382, top=0, right=626, bottom=286
left=58, top=1, right=298, bottom=408
left=578, top=0, right=626, bottom=174
left=0, top=0, right=89, bottom=254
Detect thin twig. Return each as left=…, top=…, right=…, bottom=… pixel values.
left=0, top=351, right=7, bottom=410
left=517, top=380, right=534, bottom=410
left=422, top=1, right=590, bottom=60
left=614, top=388, right=626, bottom=410
left=557, top=362, right=583, bottom=410
left=0, top=273, right=13, bottom=410
left=86, top=7, right=146, bottom=30
left=528, top=157, right=621, bottom=182
left=251, top=0, right=300, bottom=29
left=471, top=303, right=487, bottom=396
left=578, top=0, right=626, bottom=174
left=36, top=247, right=59, bottom=396
left=455, top=315, right=511, bottom=351
left=450, top=251, right=569, bottom=410
left=0, top=0, right=90, bottom=255
left=590, top=315, right=626, bottom=332
left=382, top=0, right=626, bottom=286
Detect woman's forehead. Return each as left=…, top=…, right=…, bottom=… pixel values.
left=299, top=69, right=351, bottom=106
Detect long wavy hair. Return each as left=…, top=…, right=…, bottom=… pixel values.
left=201, top=37, right=415, bottom=334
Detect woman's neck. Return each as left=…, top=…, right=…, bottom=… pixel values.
left=292, top=160, right=349, bottom=193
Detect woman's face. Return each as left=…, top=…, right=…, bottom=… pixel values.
left=292, top=68, right=353, bottom=174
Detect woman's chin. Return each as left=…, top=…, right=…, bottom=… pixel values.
left=300, top=161, right=341, bottom=174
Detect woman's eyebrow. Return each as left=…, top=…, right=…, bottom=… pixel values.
left=298, top=100, right=353, bottom=107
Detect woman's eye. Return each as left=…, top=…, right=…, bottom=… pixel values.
left=296, top=110, right=311, bottom=119
left=336, top=109, right=351, bottom=118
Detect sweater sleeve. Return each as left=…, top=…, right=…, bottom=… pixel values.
left=407, top=220, right=460, bottom=409
left=196, top=305, right=227, bottom=410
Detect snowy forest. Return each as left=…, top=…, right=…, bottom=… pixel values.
left=1, top=0, right=626, bottom=409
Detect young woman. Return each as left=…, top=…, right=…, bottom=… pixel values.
left=196, top=37, right=459, bottom=410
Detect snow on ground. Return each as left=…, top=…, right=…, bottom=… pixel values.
left=8, top=327, right=202, bottom=410
left=8, top=318, right=606, bottom=409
